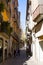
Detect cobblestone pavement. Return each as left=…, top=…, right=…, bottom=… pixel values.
left=0, top=48, right=43, bottom=65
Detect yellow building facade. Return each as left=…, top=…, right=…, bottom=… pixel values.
left=0, top=0, right=21, bottom=63
left=0, top=0, right=11, bottom=62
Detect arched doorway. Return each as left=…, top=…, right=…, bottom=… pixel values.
left=0, top=38, right=3, bottom=63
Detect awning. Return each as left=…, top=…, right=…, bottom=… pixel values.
left=38, top=35, right=43, bottom=40
left=35, top=24, right=43, bottom=37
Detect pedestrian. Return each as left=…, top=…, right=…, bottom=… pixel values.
left=26, top=45, right=29, bottom=57
left=14, top=49, right=16, bottom=57
left=13, top=44, right=16, bottom=57
left=8, top=52, right=11, bottom=57
left=17, top=49, right=20, bottom=56
left=26, top=48, right=29, bottom=57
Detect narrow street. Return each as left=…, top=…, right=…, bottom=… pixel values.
left=0, top=47, right=39, bottom=65
left=0, top=0, right=43, bottom=65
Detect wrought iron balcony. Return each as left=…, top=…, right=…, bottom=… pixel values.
left=0, top=22, right=12, bottom=36
left=11, top=31, right=19, bottom=42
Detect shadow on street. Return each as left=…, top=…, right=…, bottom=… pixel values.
left=0, top=48, right=32, bottom=65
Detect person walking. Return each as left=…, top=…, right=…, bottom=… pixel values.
left=26, top=45, right=29, bottom=57
left=13, top=44, right=16, bottom=57
left=17, top=48, right=20, bottom=56
left=14, top=49, right=16, bottom=57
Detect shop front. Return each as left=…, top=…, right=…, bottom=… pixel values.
left=0, top=33, right=9, bottom=62
left=0, top=38, right=3, bottom=63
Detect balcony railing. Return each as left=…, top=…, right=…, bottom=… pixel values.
left=0, top=22, right=12, bottom=36
left=32, top=4, right=43, bottom=22
left=11, top=31, right=20, bottom=42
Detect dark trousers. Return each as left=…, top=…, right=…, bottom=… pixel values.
left=14, top=50, right=16, bottom=56
left=17, top=49, right=20, bottom=55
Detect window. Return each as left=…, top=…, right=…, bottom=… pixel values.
left=6, top=0, right=10, bottom=5
left=12, top=0, right=15, bottom=5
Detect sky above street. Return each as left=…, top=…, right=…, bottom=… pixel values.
left=18, top=0, right=27, bottom=32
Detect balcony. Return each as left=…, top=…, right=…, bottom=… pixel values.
left=29, top=0, right=31, bottom=5
left=12, top=0, right=18, bottom=8
left=32, top=4, right=43, bottom=22
left=11, top=31, right=19, bottom=42
left=0, top=22, right=12, bottom=36
left=6, top=0, right=11, bottom=5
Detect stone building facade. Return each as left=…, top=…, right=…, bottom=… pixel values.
left=0, top=0, right=11, bottom=62
left=10, top=0, right=21, bottom=56
left=26, top=0, right=43, bottom=62
left=0, top=0, right=21, bottom=62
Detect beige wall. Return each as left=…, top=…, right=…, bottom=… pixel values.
left=39, top=0, right=43, bottom=4
left=31, top=0, right=38, bottom=14
left=31, top=0, right=43, bottom=14
left=39, top=41, right=43, bottom=61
